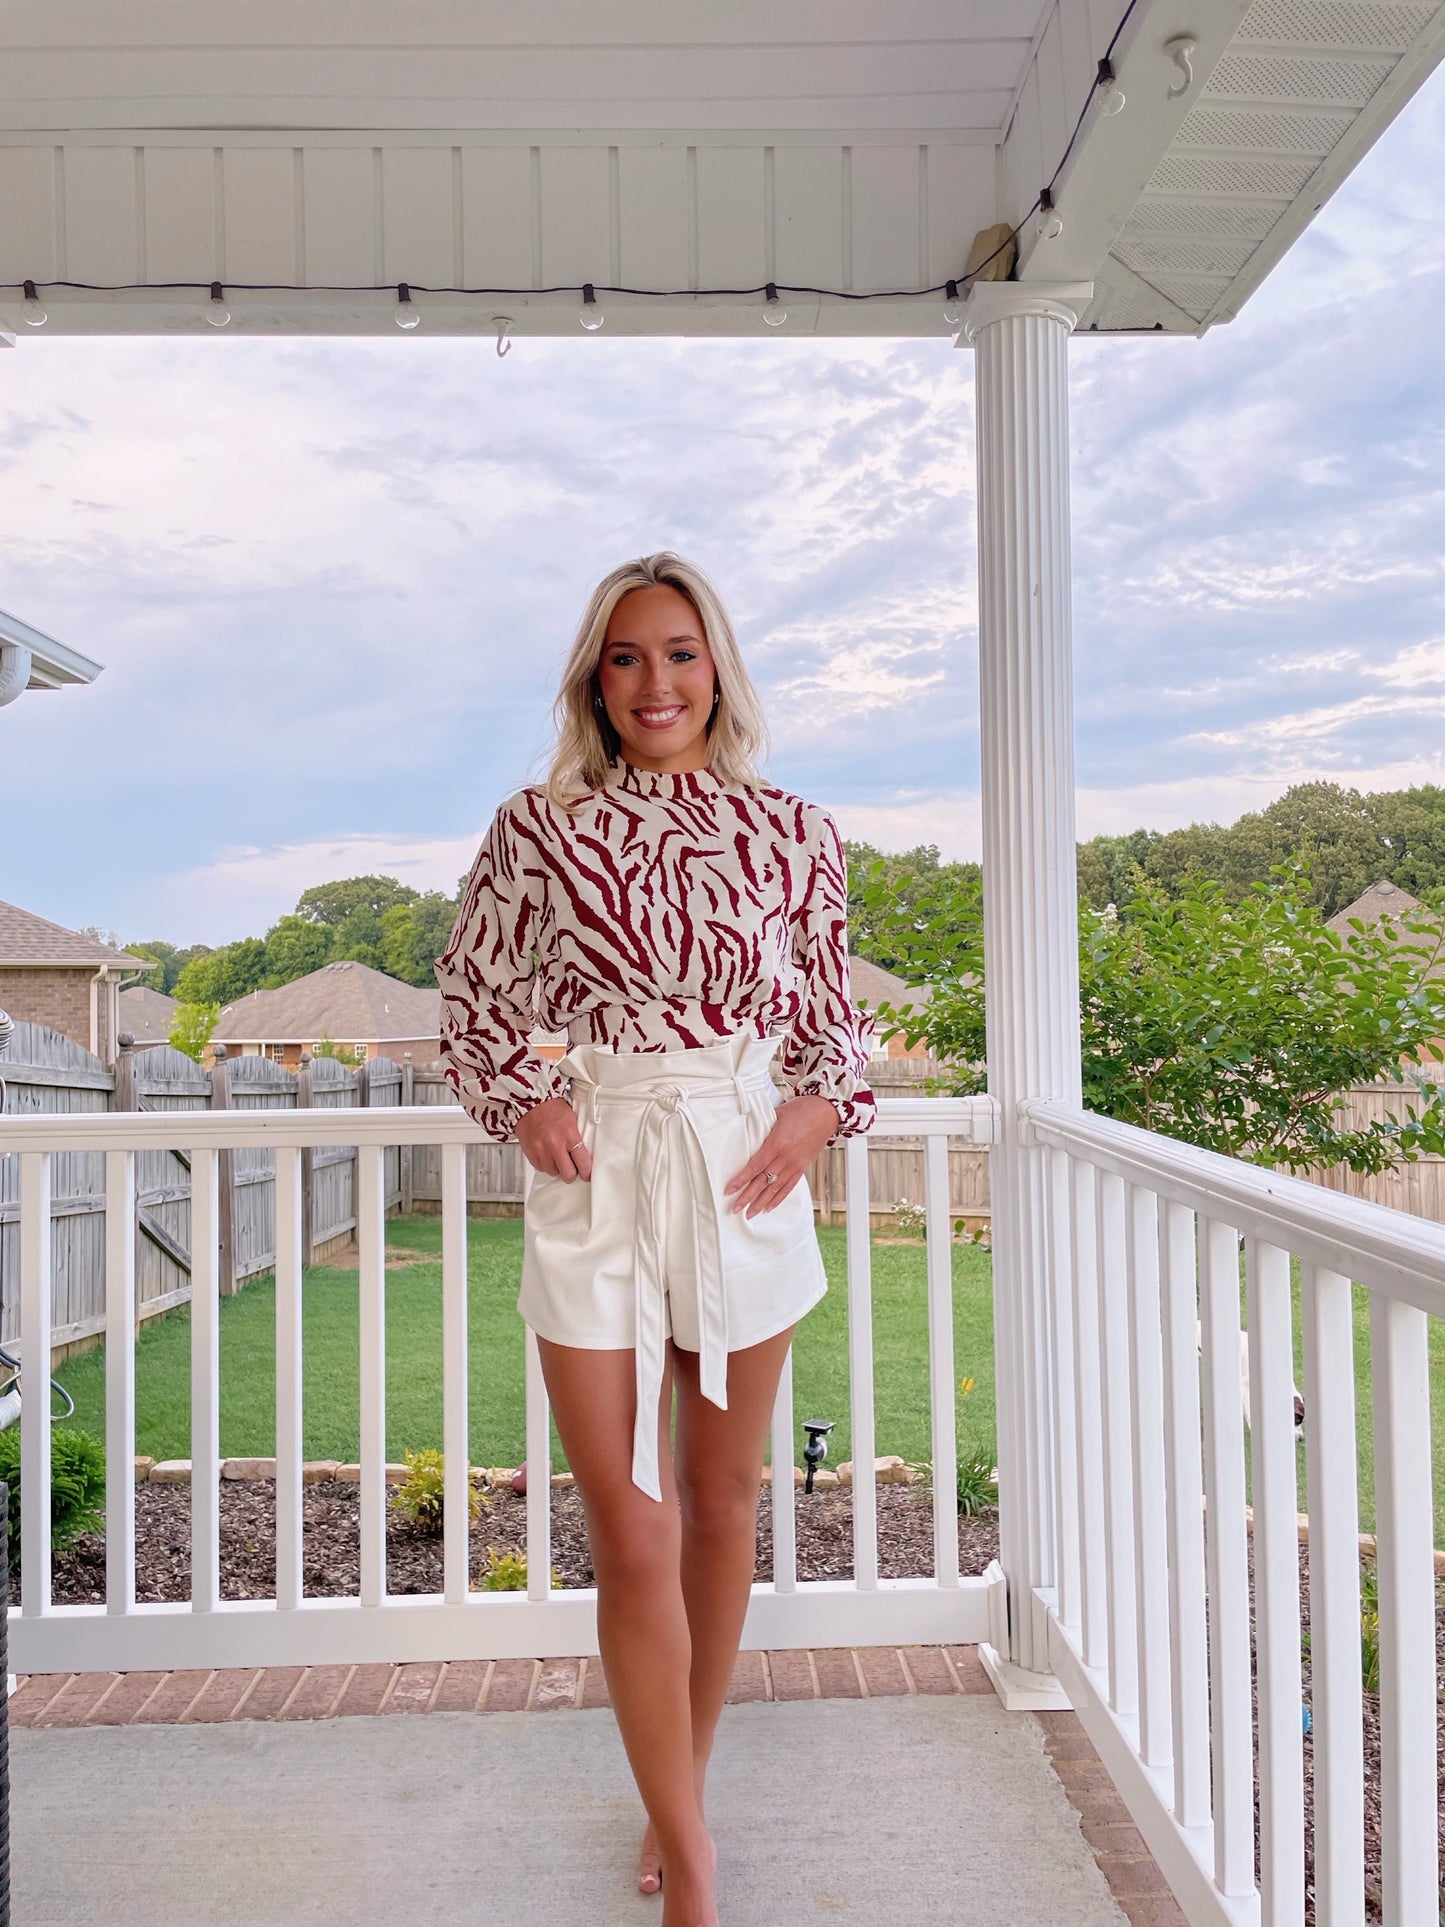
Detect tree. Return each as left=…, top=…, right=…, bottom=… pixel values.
left=124, top=939, right=181, bottom=993
left=262, top=915, right=333, bottom=987
left=173, top=937, right=267, bottom=1007
left=169, top=1000, right=220, bottom=1063
left=294, top=876, right=419, bottom=927
left=381, top=892, right=461, bottom=986
left=844, top=840, right=981, bottom=974
left=856, top=859, right=1445, bottom=1173
left=312, top=1033, right=365, bottom=1068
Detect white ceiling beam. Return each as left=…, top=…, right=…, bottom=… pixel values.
left=1011, top=0, right=1252, bottom=286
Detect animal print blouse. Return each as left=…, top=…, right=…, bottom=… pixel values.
left=435, top=755, right=878, bottom=1145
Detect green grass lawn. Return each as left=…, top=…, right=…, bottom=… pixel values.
left=52, top=1214, right=1445, bottom=1542
left=54, top=1215, right=998, bottom=1479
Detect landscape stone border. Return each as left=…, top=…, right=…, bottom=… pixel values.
left=131, top=1453, right=930, bottom=1491
left=11, top=1646, right=1184, bottom=1926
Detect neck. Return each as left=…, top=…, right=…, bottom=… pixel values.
left=612, top=735, right=712, bottom=775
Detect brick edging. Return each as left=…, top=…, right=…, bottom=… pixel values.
left=12, top=1646, right=1182, bottom=1922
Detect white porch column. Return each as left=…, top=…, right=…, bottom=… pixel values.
left=963, top=281, right=1091, bottom=1704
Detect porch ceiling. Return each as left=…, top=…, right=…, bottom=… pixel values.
left=0, top=0, right=1441, bottom=339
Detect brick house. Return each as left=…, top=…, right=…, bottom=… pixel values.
left=0, top=898, right=142, bottom=1067
left=208, top=959, right=447, bottom=1069
left=118, top=983, right=178, bottom=1046
left=1328, top=879, right=1445, bottom=1068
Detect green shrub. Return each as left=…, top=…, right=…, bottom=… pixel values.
left=1360, top=1557, right=1380, bottom=1696
left=390, top=1447, right=484, bottom=1536
left=0, top=1426, right=106, bottom=1567
left=476, top=1547, right=564, bottom=1592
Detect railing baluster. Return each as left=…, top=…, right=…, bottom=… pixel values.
left=104, top=1148, right=136, bottom=1615
left=1198, top=1214, right=1255, bottom=1897
left=845, top=1135, right=877, bottom=1591
left=1158, top=1197, right=1209, bottom=1829
left=356, top=1142, right=387, bottom=1608
left=190, top=1145, right=220, bottom=1614
left=770, top=1344, right=797, bottom=1592
left=1069, top=1157, right=1106, bottom=1668
left=19, top=1151, right=52, bottom=1616
left=442, top=1142, right=470, bottom=1606
left=524, top=1330, right=552, bottom=1600
left=1046, top=1147, right=1079, bottom=1632
left=924, top=1131, right=959, bottom=1588
left=1095, top=1168, right=1137, bottom=1718
left=274, top=1146, right=304, bottom=1612
left=1300, top=1263, right=1364, bottom=1923
left=1245, top=1238, right=1304, bottom=1926
left=1125, top=1182, right=1171, bottom=1771
left=1369, top=1293, right=1438, bottom=1927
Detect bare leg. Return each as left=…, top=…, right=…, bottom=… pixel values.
left=535, top=1338, right=717, bottom=1926
left=673, top=1328, right=796, bottom=1810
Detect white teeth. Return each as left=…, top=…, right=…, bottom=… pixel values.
left=636, top=706, right=683, bottom=722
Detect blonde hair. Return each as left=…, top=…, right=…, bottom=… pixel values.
left=542, top=552, right=770, bottom=811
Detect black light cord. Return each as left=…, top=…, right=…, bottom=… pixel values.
left=7, top=2, right=1143, bottom=318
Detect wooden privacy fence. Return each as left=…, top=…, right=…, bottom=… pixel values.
left=0, top=1024, right=401, bottom=1361
left=3, top=1019, right=1443, bottom=1362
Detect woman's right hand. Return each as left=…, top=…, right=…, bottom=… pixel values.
left=516, top=1096, right=593, bottom=1180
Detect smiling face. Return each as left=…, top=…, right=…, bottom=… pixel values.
left=595, top=583, right=719, bottom=772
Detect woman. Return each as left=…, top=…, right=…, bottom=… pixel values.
left=435, top=552, right=876, bottom=1927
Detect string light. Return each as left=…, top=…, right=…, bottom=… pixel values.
left=5, top=3, right=1148, bottom=336
left=393, top=282, right=420, bottom=329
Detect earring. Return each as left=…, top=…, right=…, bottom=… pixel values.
left=712, top=691, right=720, bottom=706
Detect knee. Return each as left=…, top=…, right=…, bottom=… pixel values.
left=674, top=1458, right=762, bottom=1538
left=583, top=1488, right=679, bottom=1589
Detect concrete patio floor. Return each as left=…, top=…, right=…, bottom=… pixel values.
left=15, top=1693, right=1135, bottom=1926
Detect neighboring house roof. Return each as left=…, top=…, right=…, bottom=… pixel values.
left=0, top=897, right=141, bottom=968
left=1327, top=880, right=1430, bottom=935
left=119, top=984, right=177, bottom=1045
left=211, top=960, right=441, bottom=1044
left=848, top=954, right=933, bottom=1013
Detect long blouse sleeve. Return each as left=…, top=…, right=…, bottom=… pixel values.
left=435, top=794, right=564, bottom=1141
left=778, top=808, right=877, bottom=1145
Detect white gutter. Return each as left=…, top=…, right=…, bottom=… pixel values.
left=0, top=608, right=105, bottom=703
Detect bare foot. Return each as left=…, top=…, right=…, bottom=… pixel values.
left=638, top=1819, right=663, bottom=1895
left=659, top=1831, right=717, bottom=1927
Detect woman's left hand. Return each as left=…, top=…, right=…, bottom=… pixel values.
left=724, top=1094, right=841, bottom=1218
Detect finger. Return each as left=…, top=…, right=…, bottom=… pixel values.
left=744, top=1177, right=799, bottom=1217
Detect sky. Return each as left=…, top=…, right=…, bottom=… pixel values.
left=2, top=67, right=1443, bottom=951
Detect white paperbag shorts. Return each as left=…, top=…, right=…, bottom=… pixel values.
left=518, top=1030, right=828, bottom=1500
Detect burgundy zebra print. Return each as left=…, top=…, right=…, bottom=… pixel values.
left=435, top=755, right=878, bottom=1144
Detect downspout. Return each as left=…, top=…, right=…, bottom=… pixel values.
left=90, top=966, right=106, bottom=1056
left=0, top=642, right=32, bottom=706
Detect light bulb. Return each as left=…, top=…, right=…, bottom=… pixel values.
left=394, top=282, right=420, bottom=330
left=1035, top=193, right=1064, bottom=242
left=579, top=282, right=605, bottom=330
left=763, top=281, right=788, bottom=327
left=21, top=279, right=46, bottom=327
left=942, top=278, right=963, bottom=328
left=206, top=281, right=231, bottom=328
left=1096, top=58, right=1127, bottom=118
left=1102, top=86, right=1127, bottom=115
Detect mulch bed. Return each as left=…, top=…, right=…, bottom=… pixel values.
left=37, top=1485, right=1442, bottom=1923
left=41, top=1479, right=1000, bottom=1602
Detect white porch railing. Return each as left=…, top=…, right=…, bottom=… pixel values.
left=1026, top=1100, right=1443, bottom=1927
left=2, top=1095, right=999, bottom=1674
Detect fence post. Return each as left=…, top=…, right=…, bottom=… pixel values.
left=297, top=1054, right=315, bottom=1268
left=113, top=1030, right=137, bottom=1115
left=210, top=1047, right=237, bottom=1297
left=401, top=1053, right=414, bottom=1216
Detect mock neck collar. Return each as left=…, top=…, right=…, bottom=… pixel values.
left=602, top=756, right=722, bottom=801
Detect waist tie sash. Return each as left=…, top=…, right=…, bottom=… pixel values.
left=565, top=1053, right=777, bottom=1502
